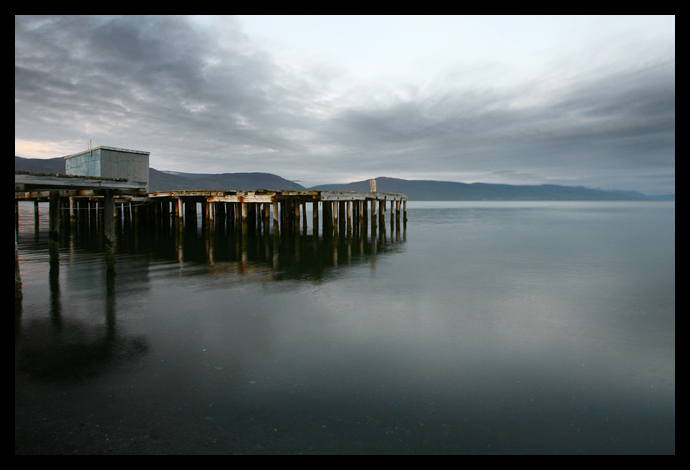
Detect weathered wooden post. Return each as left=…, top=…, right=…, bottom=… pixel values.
left=323, top=200, right=332, bottom=238
left=313, top=201, right=319, bottom=237
left=241, top=201, right=248, bottom=235
left=273, top=199, right=279, bottom=237
left=226, top=202, right=235, bottom=234
left=123, top=201, right=131, bottom=229
left=154, top=198, right=161, bottom=229
left=133, top=201, right=140, bottom=232
left=162, top=199, right=171, bottom=231
left=390, top=200, right=395, bottom=230
left=98, top=199, right=104, bottom=235
left=371, top=198, right=377, bottom=228
left=206, top=200, right=215, bottom=233
left=235, top=202, right=241, bottom=229
left=302, top=201, right=308, bottom=235
left=173, top=197, right=182, bottom=232
left=333, top=201, right=339, bottom=237
left=103, top=189, right=116, bottom=272
left=216, top=201, right=225, bottom=233
left=370, top=179, right=377, bottom=193
left=379, top=200, right=386, bottom=226
left=347, top=201, right=352, bottom=234
left=294, top=199, right=300, bottom=234
left=69, top=197, right=77, bottom=229
left=361, top=199, right=368, bottom=231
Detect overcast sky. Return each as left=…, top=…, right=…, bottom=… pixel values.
left=15, top=15, right=675, bottom=194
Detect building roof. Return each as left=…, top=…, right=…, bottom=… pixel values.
left=63, top=146, right=150, bottom=159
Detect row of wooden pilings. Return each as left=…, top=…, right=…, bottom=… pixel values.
left=17, top=191, right=407, bottom=237
left=144, top=191, right=408, bottom=239
left=15, top=189, right=407, bottom=299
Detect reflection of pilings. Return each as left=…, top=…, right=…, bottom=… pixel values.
left=33, top=200, right=39, bottom=231
left=49, top=191, right=60, bottom=266
left=49, top=255, right=61, bottom=324
left=15, top=201, right=22, bottom=300
left=104, top=189, right=116, bottom=272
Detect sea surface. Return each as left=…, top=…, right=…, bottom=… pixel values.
left=15, top=201, right=675, bottom=454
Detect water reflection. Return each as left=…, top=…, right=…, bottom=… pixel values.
left=14, top=202, right=674, bottom=454
left=15, top=204, right=407, bottom=385
left=15, top=260, right=149, bottom=383
left=114, top=213, right=407, bottom=282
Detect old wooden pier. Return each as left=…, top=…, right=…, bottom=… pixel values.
left=15, top=171, right=407, bottom=299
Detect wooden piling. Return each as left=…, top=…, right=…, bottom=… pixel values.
left=347, top=201, right=352, bottom=233
left=69, top=197, right=77, bottom=228
left=371, top=199, right=377, bottom=227
left=302, top=201, right=308, bottom=235
left=292, top=200, right=297, bottom=234
left=241, top=202, right=248, bottom=234
left=313, top=201, right=319, bottom=237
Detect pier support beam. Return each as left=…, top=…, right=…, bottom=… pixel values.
left=347, top=201, right=352, bottom=234
left=241, top=202, right=248, bottom=234
left=371, top=199, right=377, bottom=227
left=313, top=201, right=319, bottom=237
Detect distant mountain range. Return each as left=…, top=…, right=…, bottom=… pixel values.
left=16, top=156, right=673, bottom=201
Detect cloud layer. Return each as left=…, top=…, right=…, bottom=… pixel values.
left=15, top=16, right=675, bottom=194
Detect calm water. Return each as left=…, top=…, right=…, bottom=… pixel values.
left=15, top=201, right=675, bottom=454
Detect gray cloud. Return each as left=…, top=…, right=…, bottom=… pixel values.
left=15, top=15, right=674, bottom=194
